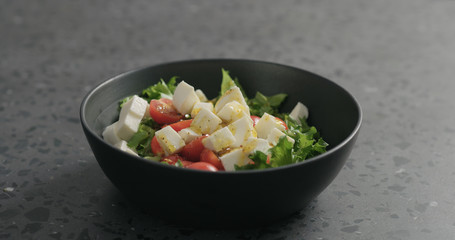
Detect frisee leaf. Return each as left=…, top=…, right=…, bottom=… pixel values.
left=127, top=118, right=158, bottom=157
left=235, top=151, right=271, bottom=170
left=219, top=68, right=248, bottom=100
left=220, top=68, right=237, bottom=96
left=283, top=113, right=328, bottom=163
left=127, top=128, right=150, bottom=149
left=269, top=136, right=294, bottom=167
left=141, top=76, right=178, bottom=102
left=248, top=92, right=287, bottom=116
left=174, top=159, right=185, bottom=168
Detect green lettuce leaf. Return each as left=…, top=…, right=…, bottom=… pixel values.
left=127, top=118, right=159, bottom=157
left=269, top=136, right=294, bottom=167
left=141, top=76, right=178, bottom=102
left=219, top=68, right=248, bottom=100
left=220, top=68, right=237, bottom=96
left=284, top=114, right=328, bottom=162
left=248, top=92, right=287, bottom=117
left=235, top=151, right=271, bottom=170
left=174, top=159, right=185, bottom=168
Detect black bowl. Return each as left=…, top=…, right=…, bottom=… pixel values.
left=80, top=59, right=362, bottom=228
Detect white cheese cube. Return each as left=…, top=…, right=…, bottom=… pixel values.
left=217, top=101, right=249, bottom=124
left=290, top=102, right=309, bottom=123
left=267, top=128, right=285, bottom=146
left=215, top=86, right=249, bottom=113
left=255, top=138, right=272, bottom=153
left=173, top=81, right=200, bottom=114
left=191, top=108, right=222, bottom=134
left=219, top=148, right=251, bottom=171
left=254, top=137, right=272, bottom=154
left=242, top=137, right=272, bottom=155
left=116, top=113, right=142, bottom=140
left=242, top=137, right=258, bottom=155
left=202, top=127, right=236, bottom=152
left=191, top=102, right=214, bottom=118
left=195, top=89, right=208, bottom=102
left=255, top=113, right=284, bottom=139
left=102, top=121, right=122, bottom=145
left=178, top=127, right=202, bottom=144
left=228, top=116, right=256, bottom=148
left=114, top=140, right=138, bottom=156
left=120, top=95, right=148, bottom=118
left=155, top=126, right=186, bottom=156
left=267, top=128, right=295, bottom=146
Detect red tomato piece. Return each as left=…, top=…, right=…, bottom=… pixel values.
left=250, top=115, right=260, bottom=126
left=275, top=117, right=288, bottom=130
left=165, top=119, right=193, bottom=132
left=186, top=162, right=218, bottom=172
left=160, top=154, right=192, bottom=167
left=179, top=136, right=207, bottom=162
left=149, top=98, right=183, bottom=124
left=151, top=136, right=164, bottom=155
left=200, top=148, right=225, bottom=171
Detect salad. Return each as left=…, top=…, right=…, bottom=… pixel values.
left=102, top=69, right=328, bottom=171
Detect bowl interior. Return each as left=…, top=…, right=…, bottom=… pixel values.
left=83, top=59, right=361, bottom=152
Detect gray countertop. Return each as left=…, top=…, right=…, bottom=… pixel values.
left=1, top=0, right=454, bottom=239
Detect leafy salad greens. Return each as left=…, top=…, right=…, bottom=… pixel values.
left=120, top=69, right=327, bottom=170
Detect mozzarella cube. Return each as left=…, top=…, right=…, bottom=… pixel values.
left=102, top=121, right=122, bottom=145
left=178, top=127, right=202, bottom=144
left=116, top=113, right=142, bottom=140
left=228, top=116, right=256, bottom=148
left=242, top=137, right=271, bottom=155
left=215, top=87, right=249, bottom=113
left=255, top=113, right=284, bottom=139
left=217, top=101, right=249, bottom=124
left=255, top=138, right=272, bottom=153
left=253, top=137, right=272, bottom=154
left=120, top=95, right=148, bottom=118
left=114, top=140, right=138, bottom=156
left=267, top=128, right=295, bottom=146
left=219, top=148, right=251, bottom=171
left=267, top=128, right=285, bottom=145
left=191, top=102, right=214, bottom=118
left=202, top=127, right=236, bottom=152
left=191, top=108, right=222, bottom=134
left=173, top=81, right=200, bottom=114
left=195, top=89, right=208, bottom=102
left=155, top=126, right=186, bottom=156
left=242, top=137, right=257, bottom=155
left=290, top=102, right=309, bottom=123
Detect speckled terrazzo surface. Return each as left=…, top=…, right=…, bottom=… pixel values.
left=1, top=0, right=455, bottom=239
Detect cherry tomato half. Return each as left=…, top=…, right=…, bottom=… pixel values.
left=186, top=162, right=218, bottom=172
left=166, top=119, right=193, bottom=132
left=179, top=136, right=207, bottom=162
left=200, top=148, right=224, bottom=171
left=151, top=136, right=164, bottom=155
left=149, top=98, right=183, bottom=124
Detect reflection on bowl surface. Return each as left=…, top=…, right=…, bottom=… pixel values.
left=80, top=59, right=362, bottom=227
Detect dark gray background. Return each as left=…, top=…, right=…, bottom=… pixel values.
left=1, top=0, right=454, bottom=239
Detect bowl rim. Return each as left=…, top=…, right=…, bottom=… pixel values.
left=80, top=58, right=362, bottom=175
